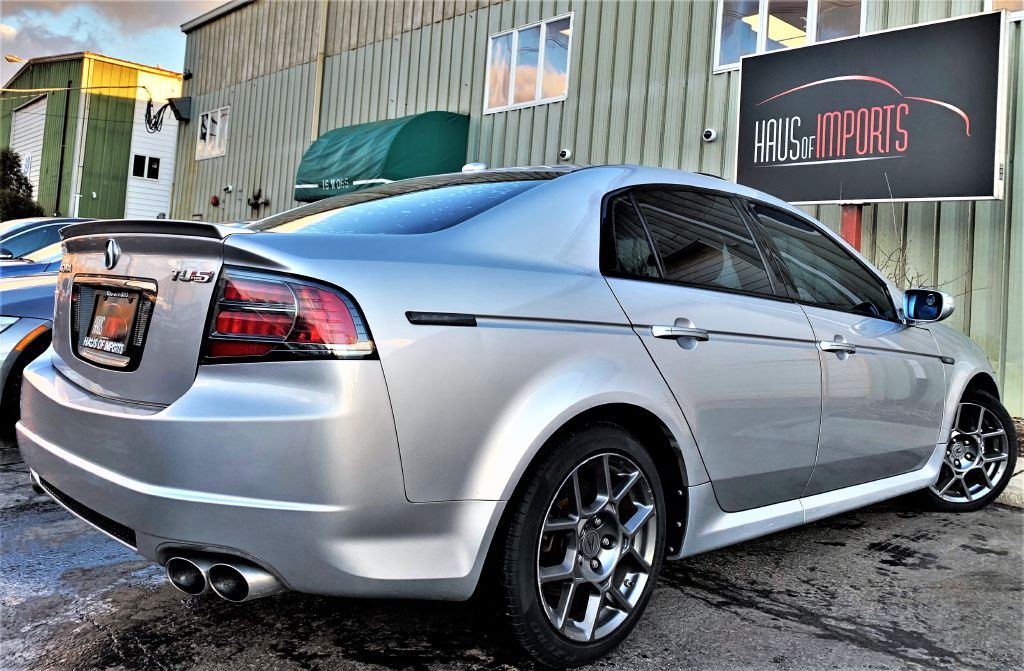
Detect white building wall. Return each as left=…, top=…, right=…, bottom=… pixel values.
left=124, top=72, right=181, bottom=219
left=10, top=96, right=47, bottom=199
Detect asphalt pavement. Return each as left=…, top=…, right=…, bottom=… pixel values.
left=2, top=434, right=1021, bottom=671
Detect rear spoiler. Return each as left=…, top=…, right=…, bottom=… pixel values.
left=59, top=220, right=251, bottom=241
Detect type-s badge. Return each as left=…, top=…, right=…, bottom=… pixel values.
left=171, top=269, right=215, bottom=283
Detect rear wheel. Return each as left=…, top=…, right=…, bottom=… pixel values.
left=501, top=423, right=665, bottom=666
left=917, top=390, right=1017, bottom=512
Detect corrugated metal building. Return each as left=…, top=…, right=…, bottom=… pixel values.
left=170, top=0, right=1022, bottom=415
left=0, top=53, right=182, bottom=219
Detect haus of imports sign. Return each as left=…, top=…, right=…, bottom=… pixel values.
left=736, top=12, right=1006, bottom=204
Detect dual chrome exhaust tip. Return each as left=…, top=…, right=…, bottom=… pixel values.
left=165, top=555, right=284, bottom=602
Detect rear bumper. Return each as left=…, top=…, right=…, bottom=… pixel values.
left=17, top=352, right=503, bottom=600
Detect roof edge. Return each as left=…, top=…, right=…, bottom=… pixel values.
left=3, top=51, right=180, bottom=90
left=181, top=0, right=256, bottom=33
left=3, top=52, right=84, bottom=89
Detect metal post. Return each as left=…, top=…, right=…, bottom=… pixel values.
left=841, top=203, right=863, bottom=251
left=52, top=79, right=72, bottom=216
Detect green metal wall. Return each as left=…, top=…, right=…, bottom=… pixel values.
left=0, top=57, right=83, bottom=215
left=172, top=0, right=1022, bottom=413
left=76, top=60, right=138, bottom=219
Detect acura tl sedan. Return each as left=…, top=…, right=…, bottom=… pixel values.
left=16, top=166, right=1017, bottom=666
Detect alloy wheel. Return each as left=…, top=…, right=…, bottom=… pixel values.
left=535, top=452, right=658, bottom=642
left=930, top=402, right=1010, bottom=503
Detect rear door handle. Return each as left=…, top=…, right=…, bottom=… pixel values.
left=651, top=325, right=710, bottom=341
left=818, top=340, right=857, bottom=354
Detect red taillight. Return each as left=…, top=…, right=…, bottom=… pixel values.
left=222, top=276, right=294, bottom=304
left=204, top=270, right=374, bottom=362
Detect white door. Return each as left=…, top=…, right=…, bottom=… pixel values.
left=11, top=96, right=47, bottom=198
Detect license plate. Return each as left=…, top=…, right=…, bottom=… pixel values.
left=82, top=290, right=140, bottom=356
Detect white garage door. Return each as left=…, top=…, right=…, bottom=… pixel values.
left=11, top=96, right=47, bottom=199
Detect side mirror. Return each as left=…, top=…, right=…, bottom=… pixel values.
left=0, top=248, right=12, bottom=260
left=903, top=289, right=954, bottom=324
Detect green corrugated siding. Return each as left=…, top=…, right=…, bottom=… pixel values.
left=0, top=57, right=83, bottom=215
left=76, top=59, right=137, bottom=219
left=171, top=0, right=1022, bottom=413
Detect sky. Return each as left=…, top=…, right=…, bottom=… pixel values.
left=1, top=0, right=223, bottom=83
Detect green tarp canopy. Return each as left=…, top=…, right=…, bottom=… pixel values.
left=294, top=111, right=470, bottom=202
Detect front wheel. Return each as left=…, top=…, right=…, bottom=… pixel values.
left=500, top=423, right=666, bottom=667
left=917, top=390, right=1017, bottom=512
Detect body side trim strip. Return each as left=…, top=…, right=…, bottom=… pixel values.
left=676, top=442, right=944, bottom=559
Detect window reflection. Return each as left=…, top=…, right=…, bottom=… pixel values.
left=513, top=26, right=541, bottom=104
left=719, top=0, right=760, bottom=67
left=764, top=0, right=808, bottom=52
left=816, top=0, right=861, bottom=42
left=487, top=34, right=512, bottom=109
left=485, top=15, right=573, bottom=112
left=542, top=18, right=571, bottom=99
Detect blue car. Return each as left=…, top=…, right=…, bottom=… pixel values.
left=0, top=241, right=63, bottom=278
left=0, top=272, right=56, bottom=426
left=0, top=217, right=91, bottom=261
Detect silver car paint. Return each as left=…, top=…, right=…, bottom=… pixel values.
left=800, top=305, right=946, bottom=496
left=606, top=276, right=822, bottom=512
left=16, top=165, right=998, bottom=598
left=18, top=355, right=503, bottom=599
left=51, top=233, right=224, bottom=406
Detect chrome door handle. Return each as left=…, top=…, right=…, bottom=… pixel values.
left=652, top=325, right=710, bottom=341
left=819, top=340, right=857, bottom=354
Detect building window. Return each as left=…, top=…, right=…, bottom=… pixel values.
left=131, top=154, right=161, bottom=180
left=987, top=0, right=1024, bottom=20
left=716, top=0, right=863, bottom=71
left=485, top=14, right=573, bottom=114
left=196, top=106, right=230, bottom=159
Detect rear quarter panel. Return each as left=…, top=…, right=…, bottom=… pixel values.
left=224, top=169, right=714, bottom=503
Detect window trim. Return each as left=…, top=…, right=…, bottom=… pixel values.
left=195, top=106, right=230, bottom=160
left=740, top=198, right=902, bottom=323
left=600, top=185, right=788, bottom=302
left=130, top=154, right=161, bottom=181
left=714, top=0, right=866, bottom=73
left=483, top=12, right=574, bottom=115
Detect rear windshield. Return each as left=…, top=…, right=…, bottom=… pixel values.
left=261, top=181, right=543, bottom=235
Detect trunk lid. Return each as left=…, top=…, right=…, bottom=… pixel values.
left=53, top=221, right=244, bottom=405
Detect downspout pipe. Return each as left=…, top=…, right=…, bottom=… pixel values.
left=310, top=0, right=330, bottom=143
left=53, top=79, right=72, bottom=215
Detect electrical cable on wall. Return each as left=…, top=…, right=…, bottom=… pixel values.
left=144, top=100, right=171, bottom=133
left=2, top=83, right=172, bottom=133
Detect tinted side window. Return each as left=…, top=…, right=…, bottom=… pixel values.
left=2, top=225, right=61, bottom=257
left=751, top=204, right=896, bottom=320
left=634, top=190, right=774, bottom=295
left=609, top=195, right=660, bottom=279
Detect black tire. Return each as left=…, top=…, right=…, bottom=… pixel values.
left=915, top=389, right=1018, bottom=512
left=501, top=422, right=666, bottom=667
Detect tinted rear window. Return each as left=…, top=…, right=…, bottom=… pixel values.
left=263, top=181, right=543, bottom=235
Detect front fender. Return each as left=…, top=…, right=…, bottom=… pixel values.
left=929, top=323, right=998, bottom=442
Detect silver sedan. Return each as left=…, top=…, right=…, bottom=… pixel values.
left=16, top=166, right=1017, bottom=666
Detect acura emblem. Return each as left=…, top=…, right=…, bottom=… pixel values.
left=104, top=239, right=120, bottom=269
